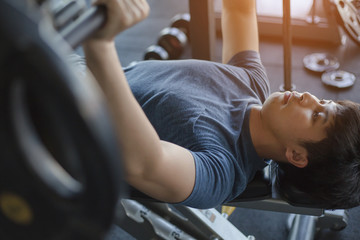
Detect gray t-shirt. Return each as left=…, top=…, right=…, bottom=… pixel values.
left=124, top=51, right=270, bottom=208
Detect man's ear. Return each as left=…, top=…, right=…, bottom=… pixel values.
left=285, top=147, right=308, bottom=168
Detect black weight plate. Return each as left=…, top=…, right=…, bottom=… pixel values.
left=170, top=13, right=191, bottom=40
left=158, top=27, right=187, bottom=59
left=0, top=1, right=124, bottom=239
left=303, top=53, right=340, bottom=72
left=321, top=70, right=356, bottom=88
left=144, top=45, right=169, bottom=60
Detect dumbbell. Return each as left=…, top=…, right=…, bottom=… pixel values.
left=50, top=0, right=87, bottom=30
left=144, top=45, right=169, bottom=60
left=144, top=13, right=190, bottom=60
left=158, top=13, right=191, bottom=59
left=157, top=27, right=188, bottom=59
left=170, top=13, right=190, bottom=41
left=144, top=27, right=187, bottom=60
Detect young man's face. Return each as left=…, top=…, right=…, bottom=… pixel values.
left=261, top=91, right=338, bottom=146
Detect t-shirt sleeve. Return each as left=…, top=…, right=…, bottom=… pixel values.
left=227, top=50, right=270, bottom=103
left=179, top=149, right=246, bottom=209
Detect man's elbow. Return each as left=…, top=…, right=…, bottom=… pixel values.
left=122, top=149, right=165, bottom=187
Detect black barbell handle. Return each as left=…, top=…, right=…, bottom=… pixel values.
left=59, top=5, right=106, bottom=48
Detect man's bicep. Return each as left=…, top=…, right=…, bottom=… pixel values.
left=129, top=140, right=196, bottom=203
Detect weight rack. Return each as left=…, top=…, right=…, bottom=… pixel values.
left=188, top=0, right=345, bottom=91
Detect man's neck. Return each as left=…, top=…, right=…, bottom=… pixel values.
left=248, top=106, right=286, bottom=162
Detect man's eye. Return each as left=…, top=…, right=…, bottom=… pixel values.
left=313, top=111, right=319, bottom=119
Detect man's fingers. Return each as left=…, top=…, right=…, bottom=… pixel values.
left=85, top=0, right=150, bottom=41
left=131, top=0, right=150, bottom=18
left=92, top=0, right=105, bottom=6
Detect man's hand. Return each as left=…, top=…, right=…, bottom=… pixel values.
left=222, top=0, right=256, bottom=13
left=90, top=0, right=149, bottom=42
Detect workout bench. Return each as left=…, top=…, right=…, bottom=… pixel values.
left=123, top=161, right=348, bottom=240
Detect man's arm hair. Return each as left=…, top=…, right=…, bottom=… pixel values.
left=221, top=0, right=259, bottom=63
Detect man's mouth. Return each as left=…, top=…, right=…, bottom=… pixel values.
left=283, top=92, right=291, bottom=104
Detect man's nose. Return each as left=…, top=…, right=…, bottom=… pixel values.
left=301, top=92, right=317, bottom=106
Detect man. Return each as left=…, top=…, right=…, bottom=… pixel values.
left=83, top=0, right=360, bottom=209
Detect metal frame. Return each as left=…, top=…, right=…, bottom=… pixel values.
left=119, top=198, right=348, bottom=240
left=188, top=0, right=343, bottom=57
left=120, top=199, right=254, bottom=240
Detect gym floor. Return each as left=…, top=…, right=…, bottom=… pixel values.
left=103, top=0, right=360, bottom=239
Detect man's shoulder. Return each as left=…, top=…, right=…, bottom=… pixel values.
left=227, top=50, right=262, bottom=67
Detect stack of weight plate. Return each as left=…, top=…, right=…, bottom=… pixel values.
left=303, top=52, right=356, bottom=88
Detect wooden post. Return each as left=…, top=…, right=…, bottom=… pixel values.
left=188, top=0, right=216, bottom=61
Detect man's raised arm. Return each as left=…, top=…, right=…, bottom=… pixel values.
left=83, top=0, right=195, bottom=203
left=221, top=0, right=259, bottom=63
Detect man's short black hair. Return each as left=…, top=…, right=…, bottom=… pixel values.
left=278, top=100, right=360, bottom=209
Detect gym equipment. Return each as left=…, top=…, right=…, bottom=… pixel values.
left=58, top=4, right=107, bottom=48
left=144, top=45, right=169, bottom=60
left=157, top=27, right=188, bottom=59
left=333, top=0, right=360, bottom=46
left=190, top=0, right=346, bottom=62
left=0, top=0, right=124, bottom=239
left=188, top=0, right=216, bottom=61
left=281, top=0, right=295, bottom=91
left=321, top=69, right=356, bottom=87
left=48, top=0, right=87, bottom=30
left=121, top=200, right=198, bottom=240
left=303, top=52, right=356, bottom=88
left=143, top=23, right=188, bottom=61
left=170, top=13, right=191, bottom=41
left=119, top=162, right=348, bottom=240
left=303, top=53, right=340, bottom=72
left=143, top=13, right=190, bottom=61
left=120, top=199, right=255, bottom=240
